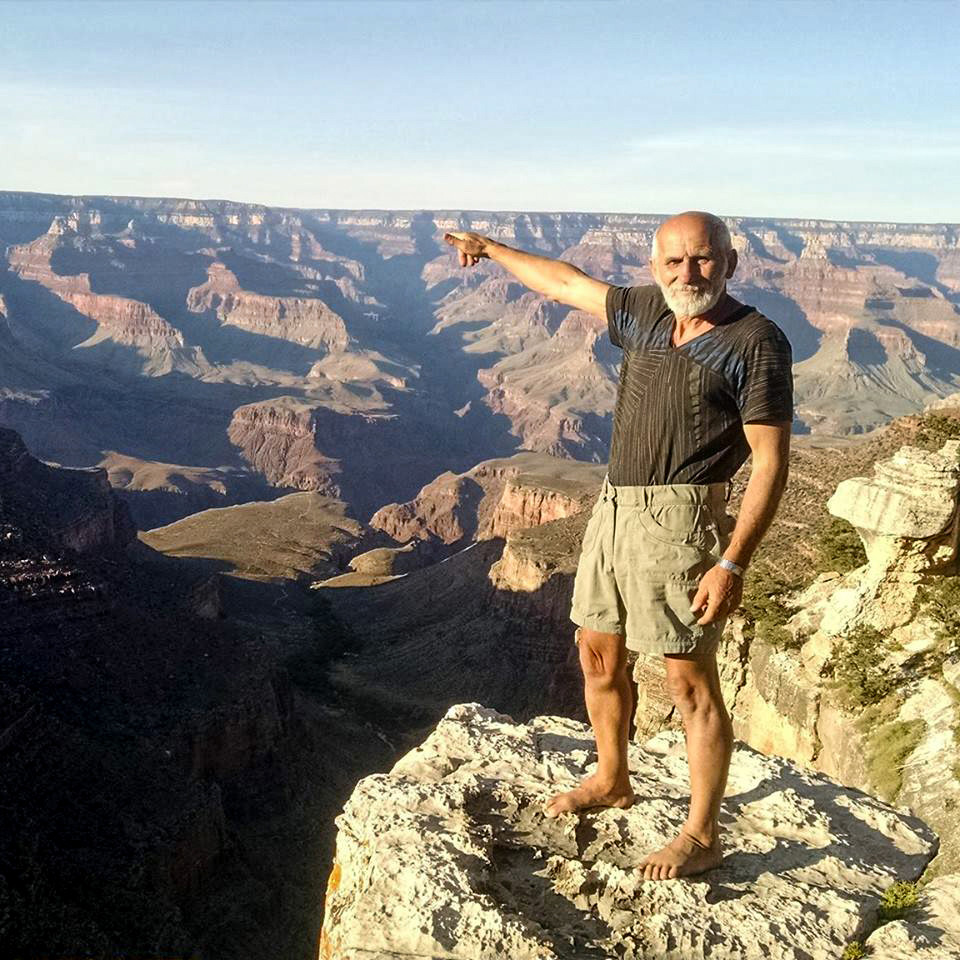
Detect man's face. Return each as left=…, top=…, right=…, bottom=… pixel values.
left=651, top=218, right=734, bottom=318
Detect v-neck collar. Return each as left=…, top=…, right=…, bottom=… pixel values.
left=666, top=299, right=752, bottom=351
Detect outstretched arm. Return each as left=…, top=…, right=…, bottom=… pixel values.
left=444, top=231, right=609, bottom=319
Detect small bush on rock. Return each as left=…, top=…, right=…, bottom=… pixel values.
left=815, top=516, right=867, bottom=575
left=739, top=569, right=802, bottom=650
left=833, top=625, right=899, bottom=707
left=915, top=413, right=960, bottom=449
left=878, top=880, right=919, bottom=921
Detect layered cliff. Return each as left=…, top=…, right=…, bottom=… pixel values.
left=369, top=451, right=605, bottom=549
left=2, top=190, right=959, bottom=535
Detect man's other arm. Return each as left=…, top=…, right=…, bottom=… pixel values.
left=724, top=421, right=791, bottom=570
left=444, top=231, right=609, bottom=319
left=691, top=420, right=790, bottom=626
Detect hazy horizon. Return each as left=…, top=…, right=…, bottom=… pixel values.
left=6, top=187, right=960, bottom=228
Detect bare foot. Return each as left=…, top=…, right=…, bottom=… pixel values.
left=544, top=773, right=635, bottom=818
left=639, top=830, right=722, bottom=880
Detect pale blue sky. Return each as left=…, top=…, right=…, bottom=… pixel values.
left=2, top=0, right=958, bottom=222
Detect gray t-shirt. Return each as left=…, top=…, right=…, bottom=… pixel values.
left=605, top=284, right=794, bottom=486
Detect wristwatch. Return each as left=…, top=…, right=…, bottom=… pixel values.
left=718, top=557, right=745, bottom=577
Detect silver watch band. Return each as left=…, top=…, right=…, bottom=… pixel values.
left=718, top=556, right=745, bottom=577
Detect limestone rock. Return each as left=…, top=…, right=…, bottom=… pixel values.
left=826, top=440, right=960, bottom=575
left=319, top=703, right=936, bottom=960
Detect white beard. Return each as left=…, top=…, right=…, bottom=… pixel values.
left=660, top=279, right=725, bottom=318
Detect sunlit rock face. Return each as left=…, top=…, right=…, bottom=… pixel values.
left=827, top=439, right=960, bottom=576
left=318, top=703, right=936, bottom=960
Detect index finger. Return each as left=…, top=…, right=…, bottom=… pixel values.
left=696, top=593, right=722, bottom=625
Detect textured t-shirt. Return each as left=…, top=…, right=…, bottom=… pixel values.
left=605, top=284, right=793, bottom=486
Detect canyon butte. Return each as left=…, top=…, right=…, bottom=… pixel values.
left=1, top=192, right=960, bottom=958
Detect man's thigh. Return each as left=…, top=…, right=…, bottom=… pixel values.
left=569, top=495, right=626, bottom=637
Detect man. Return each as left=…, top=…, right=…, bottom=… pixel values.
left=444, top=211, right=792, bottom=880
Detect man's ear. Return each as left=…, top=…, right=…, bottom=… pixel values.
left=725, top=248, right=739, bottom=279
left=650, top=256, right=660, bottom=283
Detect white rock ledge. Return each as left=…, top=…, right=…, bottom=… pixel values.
left=319, top=703, right=937, bottom=960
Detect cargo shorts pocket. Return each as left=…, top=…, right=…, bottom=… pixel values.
left=635, top=501, right=713, bottom=550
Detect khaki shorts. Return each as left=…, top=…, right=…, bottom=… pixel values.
left=569, top=473, right=736, bottom=656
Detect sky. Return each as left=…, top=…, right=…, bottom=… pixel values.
left=2, top=0, right=959, bottom=223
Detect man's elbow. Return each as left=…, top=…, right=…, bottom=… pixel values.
left=751, top=452, right=789, bottom=486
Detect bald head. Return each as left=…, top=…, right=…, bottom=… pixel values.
left=650, top=211, right=737, bottom=319
left=651, top=211, right=732, bottom=260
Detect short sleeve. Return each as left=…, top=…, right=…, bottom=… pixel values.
left=605, top=284, right=665, bottom=350
left=737, top=327, right=794, bottom=423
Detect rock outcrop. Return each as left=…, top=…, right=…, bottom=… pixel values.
left=0, top=426, right=136, bottom=557
left=187, top=261, right=351, bottom=352
left=827, top=440, right=960, bottom=577
left=370, top=452, right=604, bottom=549
left=319, top=703, right=938, bottom=960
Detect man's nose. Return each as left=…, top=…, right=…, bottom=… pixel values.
left=678, top=259, right=700, bottom=284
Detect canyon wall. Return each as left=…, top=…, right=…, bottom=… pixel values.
left=2, top=191, right=959, bottom=533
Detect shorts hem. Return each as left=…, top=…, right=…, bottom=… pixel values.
left=625, top=631, right=723, bottom=656
left=569, top=609, right=624, bottom=636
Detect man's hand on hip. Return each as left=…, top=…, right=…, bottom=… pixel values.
left=691, top=565, right=743, bottom=626
left=444, top=231, right=493, bottom=268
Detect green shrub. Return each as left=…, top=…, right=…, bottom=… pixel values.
left=833, top=625, right=899, bottom=707
left=915, top=413, right=960, bottom=449
left=878, top=881, right=919, bottom=921
left=917, top=576, right=960, bottom=652
left=867, top=719, right=926, bottom=802
left=815, top=516, right=868, bottom=575
left=740, top=569, right=802, bottom=650
left=841, top=942, right=865, bottom=960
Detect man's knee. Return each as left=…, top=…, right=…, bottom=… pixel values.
left=576, top=626, right=628, bottom=685
left=663, top=656, right=721, bottom=716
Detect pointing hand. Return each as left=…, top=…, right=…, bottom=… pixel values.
left=444, top=231, right=492, bottom=268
